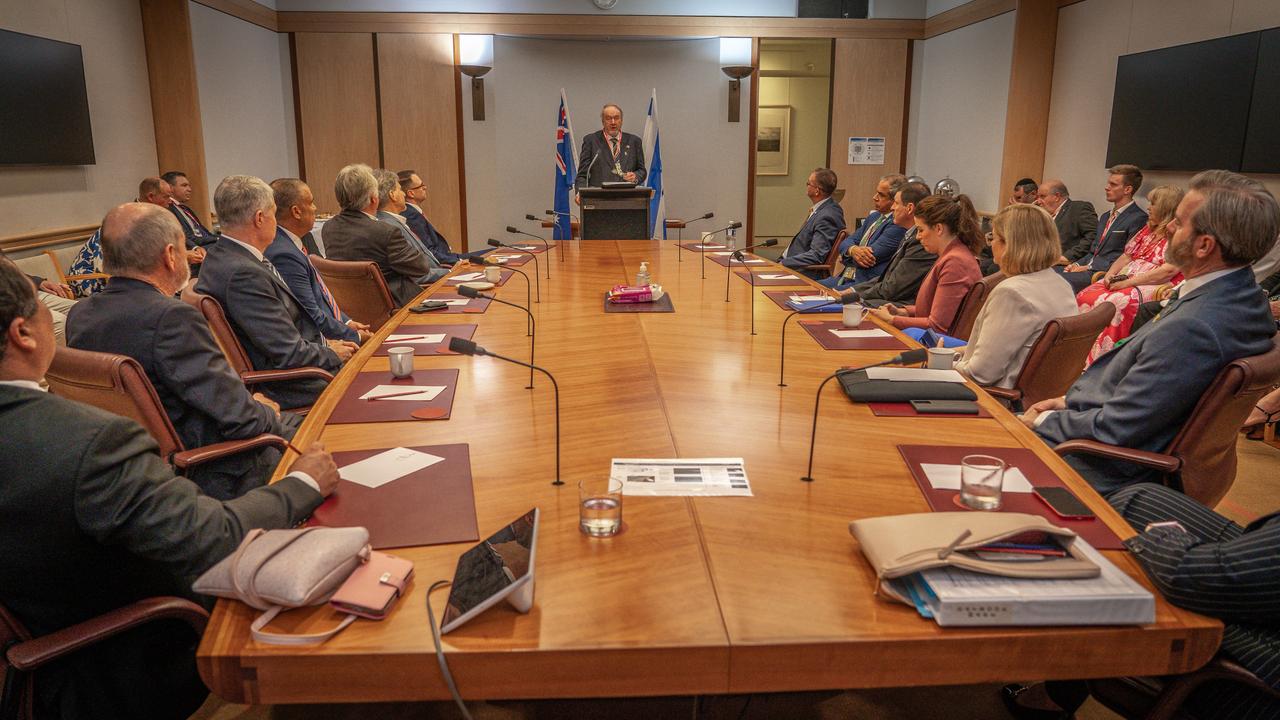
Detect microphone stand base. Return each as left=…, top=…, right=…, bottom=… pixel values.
left=551, top=479, right=564, bottom=486
left=800, top=476, right=815, bottom=482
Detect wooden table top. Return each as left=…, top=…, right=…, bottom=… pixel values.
left=197, top=240, right=1221, bottom=705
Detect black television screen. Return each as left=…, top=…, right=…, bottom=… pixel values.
left=1105, top=32, right=1258, bottom=172
left=1242, top=28, right=1280, bottom=173
left=0, top=28, right=95, bottom=165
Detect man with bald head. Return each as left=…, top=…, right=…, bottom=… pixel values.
left=575, top=103, right=646, bottom=192
left=1035, top=178, right=1097, bottom=260
left=67, top=203, right=301, bottom=500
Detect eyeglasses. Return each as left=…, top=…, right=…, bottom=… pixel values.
left=407, top=185, right=424, bottom=192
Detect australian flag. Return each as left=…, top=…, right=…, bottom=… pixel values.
left=552, top=90, right=576, bottom=241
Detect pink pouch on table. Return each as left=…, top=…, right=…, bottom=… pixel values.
left=608, top=284, right=663, bottom=303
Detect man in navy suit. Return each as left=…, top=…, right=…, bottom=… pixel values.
left=67, top=203, right=299, bottom=500
left=197, top=175, right=355, bottom=409
left=781, top=168, right=847, bottom=281
left=265, top=178, right=370, bottom=344
left=575, top=104, right=646, bottom=192
left=396, top=170, right=487, bottom=266
left=1023, top=170, right=1280, bottom=495
left=820, top=173, right=907, bottom=289
left=1058, top=164, right=1149, bottom=292
left=161, top=170, right=217, bottom=249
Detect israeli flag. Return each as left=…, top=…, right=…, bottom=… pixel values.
left=641, top=89, right=665, bottom=240
left=552, top=89, right=576, bottom=241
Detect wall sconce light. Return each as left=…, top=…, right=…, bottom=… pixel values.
left=459, top=34, right=494, bottom=121
left=719, top=37, right=753, bottom=123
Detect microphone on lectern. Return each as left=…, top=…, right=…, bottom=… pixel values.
left=450, top=337, right=563, bottom=486
left=799, top=349, right=930, bottom=483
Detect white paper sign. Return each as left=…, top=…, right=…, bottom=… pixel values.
left=848, top=136, right=886, bottom=165
left=358, top=385, right=446, bottom=401
left=385, top=334, right=446, bottom=345
left=442, top=299, right=471, bottom=306
left=829, top=328, right=891, bottom=338
left=920, top=464, right=1034, bottom=493
left=759, top=273, right=795, bottom=280
left=339, top=447, right=445, bottom=489
left=788, top=294, right=831, bottom=303
left=452, top=272, right=484, bottom=281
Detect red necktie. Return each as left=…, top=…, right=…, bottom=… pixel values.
left=301, top=244, right=342, bottom=319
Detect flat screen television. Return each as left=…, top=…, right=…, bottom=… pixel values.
left=1242, top=27, right=1280, bottom=173
left=1105, top=32, right=1258, bottom=172
left=0, top=28, right=96, bottom=165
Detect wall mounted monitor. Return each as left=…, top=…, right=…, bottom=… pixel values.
left=1242, top=28, right=1280, bottom=173
left=0, top=28, right=96, bottom=165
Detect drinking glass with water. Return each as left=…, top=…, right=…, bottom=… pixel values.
left=579, top=478, right=623, bottom=537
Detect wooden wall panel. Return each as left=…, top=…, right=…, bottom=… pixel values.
left=998, top=0, right=1058, bottom=207
left=293, top=33, right=381, bottom=214
left=376, top=33, right=465, bottom=252
left=827, top=39, right=910, bottom=227
left=139, top=0, right=211, bottom=222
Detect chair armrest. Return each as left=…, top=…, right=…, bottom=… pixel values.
left=983, top=386, right=1022, bottom=402
left=1144, top=657, right=1280, bottom=720
left=1153, top=283, right=1173, bottom=301
left=171, top=434, right=289, bottom=470
left=1091, top=271, right=1105, bottom=283
left=1052, top=439, right=1182, bottom=474
left=240, top=367, right=334, bottom=385
left=5, top=597, right=208, bottom=672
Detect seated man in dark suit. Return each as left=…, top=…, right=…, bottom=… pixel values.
left=320, top=163, right=443, bottom=307
left=1023, top=169, right=1279, bottom=495
left=575, top=103, right=646, bottom=192
left=819, top=173, right=907, bottom=289
left=397, top=169, right=488, bottom=266
left=161, top=170, right=217, bottom=249
left=1058, top=164, right=1149, bottom=292
left=197, top=175, right=354, bottom=409
left=1004, top=483, right=1280, bottom=720
left=139, top=176, right=205, bottom=274
left=848, top=181, right=936, bottom=307
left=1010, top=177, right=1038, bottom=204
left=66, top=202, right=300, bottom=500
left=1035, top=178, right=1097, bottom=260
left=266, top=178, right=370, bottom=344
left=0, top=257, right=337, bottom=720
left=780, top=168, right=846, bottom=281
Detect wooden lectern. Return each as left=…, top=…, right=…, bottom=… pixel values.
left=579, top=187, right=653, bottom=240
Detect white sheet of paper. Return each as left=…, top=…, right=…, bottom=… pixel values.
left=513, top=245, right=537, bottom=250
left=865, top=367, right=965, bottom=383
left=442, top=299, right=471, bottom=306
left=385, top=334, right=446, bottom=345
left=920, top=463, right=1034, bottom=493
left=358, top=384, right=445, bottom=401
left=759, top=273, right=795, bottom=280
left=829, top=328, right=891, bottom=338
left=452, top=272, right=484, bottom=281
left=788, top=294, right=830, bottom=303
left=339, top=447, right=445, bottom=489
left=692, top=244, right=725, bottom=249
left=491, top=254, right=520, bottom=262
left=711, top=251, right=735, bottom=256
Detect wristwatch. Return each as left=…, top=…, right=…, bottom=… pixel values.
left=1144, top=520, right=1186, bottom=533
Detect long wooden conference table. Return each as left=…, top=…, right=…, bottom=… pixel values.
left=197, top=239, right=1221, bottom=705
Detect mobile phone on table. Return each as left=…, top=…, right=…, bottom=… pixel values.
left=1032, top=486, right=1095, bottom=520
left=409, top=300, right=447, bottom=313
left=909, top=400, right=979, bottom=415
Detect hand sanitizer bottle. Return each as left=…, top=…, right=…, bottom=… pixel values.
left=636, top=261, right=651, bottom=287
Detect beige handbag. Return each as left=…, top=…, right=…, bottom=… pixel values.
left=849, top=512, right=1100, bottom=591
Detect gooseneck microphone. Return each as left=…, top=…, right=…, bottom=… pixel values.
left=778, top=291, right=862, bottom=387
left=457, top=284, right=537, bottom=389
left=699, top=221, right=742, bottom=280
left=486, top=258, right=532, bottom=336
left=674, top=211, right=715, bottom=263
left=488, top=239, right=540, bottom=303
left=545, top=210, right=574, bottom=262
left=450, top=337, right=562, bottom=486
left=506, top=225, right=551, bottom=279
left=800, top=349, right=929, bottom=482
left=725, top=238, right=778, bottom=303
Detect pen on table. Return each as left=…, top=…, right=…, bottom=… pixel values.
left=388, top=335, right=428, bottom=342
left=366, top=389, right=425, bottom=401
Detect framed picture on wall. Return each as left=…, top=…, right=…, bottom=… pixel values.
left=756, top=106, right=791, bottom=176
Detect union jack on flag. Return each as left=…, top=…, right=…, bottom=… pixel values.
left=551, top=90, right=577, bottom=240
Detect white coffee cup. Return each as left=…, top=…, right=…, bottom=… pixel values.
left=388, top=347, right=415, bottom=378
left=927, top=346, right=957, bottom=370
left=842, top=302, right=866, bottom=328
left=484, top=266, right=501, bottom=283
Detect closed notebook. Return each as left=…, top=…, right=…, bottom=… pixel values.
left=329, top=551, right=414, bottom=620
left=838, top=370, right=977, bottom=402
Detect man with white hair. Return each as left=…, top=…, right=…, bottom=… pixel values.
left=320, top=163, right=441, bottom=307
left=197, top=175, right=354, bottom=409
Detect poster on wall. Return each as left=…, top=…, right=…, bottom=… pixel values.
left=848, top=137, right=886, bottom=165
left=756, top=106, right=791, bottom=176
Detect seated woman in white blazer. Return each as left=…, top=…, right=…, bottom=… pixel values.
left=953, top=203, right=1079, bottom=390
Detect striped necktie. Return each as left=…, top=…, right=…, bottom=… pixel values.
left=297, top=243, right=342, bottom=319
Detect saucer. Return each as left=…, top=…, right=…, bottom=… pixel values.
left=459, top=281, right=496, bottom=291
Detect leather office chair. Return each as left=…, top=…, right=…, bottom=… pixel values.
left=180, top=289, right=334, bottom=412
left=1087, top=654, right=1280, bottom=720
left=44, top=346, right=289, bottom=472
left=802, top=229, right=849, bottom=279
left=1053, top=336, right=1280, bottom=506
left=984, top=302, right=1116, bottom=410
left=308, top=256, right=397, bottom=332
left=1, top=597, right=208, bottom=720
left=949, top=271, right=1005, bottom=341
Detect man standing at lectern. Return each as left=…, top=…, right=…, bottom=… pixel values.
left=575, top=104, right=646, bottom=198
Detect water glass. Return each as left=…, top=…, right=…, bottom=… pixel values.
left=387, top=346, right=415, bottom=378
left=579, top=479, right=623, bottom=537
left=959, top=454, right=1005, bottom=510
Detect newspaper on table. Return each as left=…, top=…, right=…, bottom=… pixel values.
left=610, top=458, right=752, bottom=497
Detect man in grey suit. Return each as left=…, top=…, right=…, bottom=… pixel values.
left=67, top=203, right=299, bottom=500
left=575, top=103, right=646, bottom=191
left=197, top=175, right=354, bottom=409
left=0, top=257, right=338, bottom=719
left=849, top=181, right=936, bottom=307
left=321, top=163, right=444, bottom=306
left=371, top=168, right=450, bottom=284
left=1035, top=179, right=1098, bottom=259
left=1023, top=170, right=1280, bottom=495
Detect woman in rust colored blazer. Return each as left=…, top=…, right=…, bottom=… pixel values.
left=871, top=194, right=984, bottom=336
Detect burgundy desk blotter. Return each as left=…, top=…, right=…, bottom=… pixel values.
left=706, top=252, right=769, bottom=268
left=328, top=369, right=459, bottom=424
left=763, top=289, right=838, bottom=312
left=446, top=269, right=515, bottom=287
left=485, top=252, right=534, bottom=267
left=799, top=319, right=907, bottom=350
left=602, top=293, right=675, bottom=313
left=373, top=324, right=476, bottom=357
left=896, top=444, right=1123, bottom=550
left=306, top=443, right=478, bottom=549
left=677, top=242, right=727, bottom=252
left=733, top=269, right=807, bottom=286
left=401, top=292, right=490, bottom=316
left=869, top=402, right=992, bottom=418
